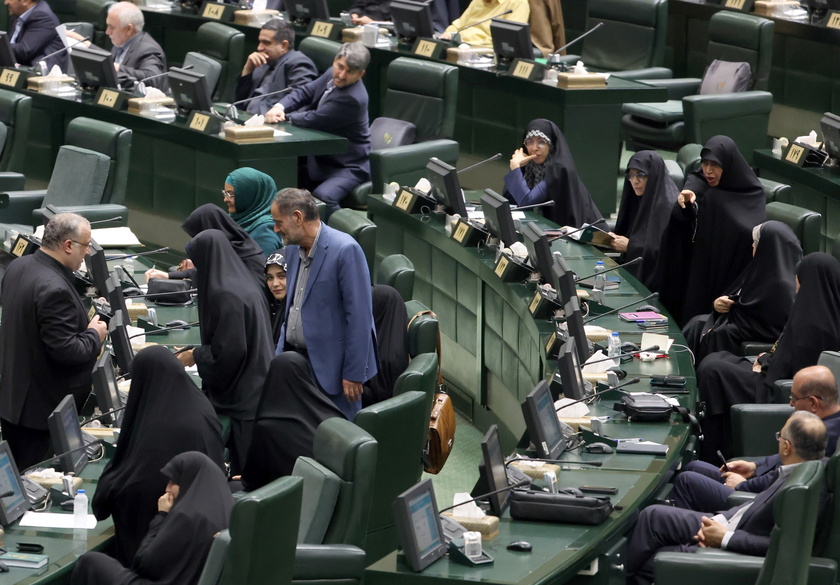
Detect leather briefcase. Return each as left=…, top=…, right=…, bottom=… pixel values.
left=509, top=490, right=613, bottom=525
left=146, top=279, right=192, bottom=306
left=424, top=392, right=455, bottom=474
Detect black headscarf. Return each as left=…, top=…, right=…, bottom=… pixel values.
left=130, top=452, right=233, bottom=585
left=362, top=285, right=409, bottom=407
left=92, top=346, right=225, bottom=566
left=653, top=135, right=766, bottom=324
left=521, top=119, right=605, bottom=228
left=265, top=249, right=287, bottom=346
left=188, top=229, right=274, bottom=420
left=613, top=151, right=678, bottom=289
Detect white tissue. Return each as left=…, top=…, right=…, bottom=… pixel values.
left=414, top=178, right=431, bottom=194
left=572, top=61, right=588, bottom=74
left=28, top=468, right=62, bottom=479
left=508, top=241, right=529, bottom=259
left=252, top=0, right=267, bottom=8
left=554, top=396, right=590, bottom=417
left=244, top=115, right=266, bottom=126
left=48, top=64, right=63, bottom=77
left=450, top=493, right=485, bottom=518
left=582, top=350, right=612, bottom=374
left=794, top=131, right=820, bottom=148
left=144, top=87, right=166, bottom=99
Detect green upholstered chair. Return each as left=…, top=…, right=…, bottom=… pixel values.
left=0, top=89, right=31, bottom=192
left=622, top=11, right=775, bottom=162
left=766, top=201, right=821, bottom=255
left=327, top=209, right=377, bottom=276
left=394, top=352, right=439, bottom=417
left=292, top=418, right=377, bottom=585
left=770, top=351, right=840, bottom=410
left=405, top=300, right=439, bottom=358
left=74, top=0, right=114, bottom=48
left=552, top=0, right=670, bottom=79
left=731, top=403, right=794, bottom=458
left=201, top=475, right=303, bottom=585
left=298, top=37, right=341, bottom=74
left=0, top=117, right=132, bottom=231
left=192, top=23, right=246, bottom=102
left=183, top=51, right=224, bottom=98
left=376, top=253, right=415, bottom=302
left=654, top=460, right=826, bottom=585
left=354, top=390, right=428, bottom=563
left=760, top=178, right=791, bottom=204
left=345, top=57, right=460, bottom=210
left=809, top=453, right=840, bottom=585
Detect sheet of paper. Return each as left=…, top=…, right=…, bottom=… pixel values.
left=55, top=24, right=69, bottom=48
left=273, top=129, right=292, bottom=137
left=512, top=211, right=526, bottom=219
left=20, top=512, right=97, bottom=529
left=36, top=226, right=143, bottom=248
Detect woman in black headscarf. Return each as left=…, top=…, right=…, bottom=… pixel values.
left=608, top=151, right=678, bottom=289
left=264, top=249, right=287, bottom=346
left=696, top=253, right=840, bottom=461
left=72, top=452, right=233, bottom=585
left=502, top=118, right=605, bottom=228
left=652, top=135, right=766, bottom=325
left=91, top=346, right=225, bottom=566
left=362, top=285, right=409, bottom=407
left=683, top=221, right=802, bottom=363
left=175, top=229, right=274, bottom=475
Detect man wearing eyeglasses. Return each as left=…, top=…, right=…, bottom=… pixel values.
left=671, top=365, right=840, bottom=513
left=0, top=213, right=107, bottom=470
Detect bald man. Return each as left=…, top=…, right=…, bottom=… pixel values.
left=672, top=365, right=840, bottom=512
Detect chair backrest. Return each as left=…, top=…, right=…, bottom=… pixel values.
left=706, top=11, right=774, bottom=92
left=814, top=451, right=840, bottom=561
left=376, top=253, right=415, bottom=302
left=196, top=530, right=232, bottom=585
left=328, top=209, right=377, bottom=276
left=183, top=51, right=224, bottom=98
left=195, top=22, right=246, bottom=102
left=219, top=475, right=303, bottom=585
left=731, top=403, right=794, bottom=457
left=314, top=418, right=378, bottom=549
left=818, top=351, right=840, bottom=389
left=292, top=456, right=341, bottom=544
left=759, top=177, right=791, bottom=204
left=393, top=352, right=439, bottom=417
left=0, top=89, right=30, bottom=173
left=755, top=460, right=824, bottom=585
left=580, top=0, right=668, bottom=71
left=405, top=300, right=439, bottom=358
left=64, top=117, right=132, bottom=205
left=381, top=57, right=458, bottom=142
left=298, top=37, right=341, bottom=74
left=43, top=145, right=111, bottom=207
left=74, top=0, right=114, bottom=47
left=766, top=201, right=821, bottom=255
left=353, top=390, right=428, bottom=563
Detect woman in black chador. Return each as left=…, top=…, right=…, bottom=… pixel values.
left=91, top=346, right=224, bottom=566
left=72, top=452, right=233, bottom=585
left=653, top=135, right=766, bottom=325
left=502, top=118, right=605, bottom=229
left=176, top=229, right=274, bottom=474
left=696, top=253, right=840, bottom=460
left=362, top=284, right=409, bottom=407
left=682, top=221, right=802, bottom=364
left=609, top=150, right=678, bottom=289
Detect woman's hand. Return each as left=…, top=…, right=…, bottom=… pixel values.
left=677, top=190, right=696, bottom=209
left=145, top=268, right=169, bottom=282
left=609, top=233, right=628, bottom=252
left=178, top=259, right=194, bottom=271
left=510, top=148, right=536, bottom=171
left=752, top=353, right=765, bottom=373
left=350, top=13, right=372, bottom=24
left=176, top=348, right=195, bottom=367
left=158, top=493, right=174, bottom=513
left=713, top=296, right=735, bottom=314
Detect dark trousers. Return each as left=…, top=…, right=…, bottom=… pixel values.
left=626, top=504, right=703, bottom=585
left=298, top=159, right=362, bottom=219
left=672, top=461, right=733, bottom=512
left=1, top=418, right=52, bottom=471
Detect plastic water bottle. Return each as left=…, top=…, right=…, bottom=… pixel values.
left=74, top=489, right=88, bottom=528
left=123, top=255, right=135, bottom=277
left=608, top=331, right=622, bottom=366
left=593, top=261, right=606, bottom=304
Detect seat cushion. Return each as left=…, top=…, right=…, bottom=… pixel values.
left=43, top=145, right=110, bottom=207
left=622, top=100, right=684, bottom=124
left=698, top=60, right=752, bottom=94
left=292, top=457, right=341, bottom=545
left=370, top=117, right=416, bottom=151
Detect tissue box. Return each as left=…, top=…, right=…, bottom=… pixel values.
left=508, top=461, right=562, bottom=481
left=445, top=47, right=493, bottom=63
left=127, top=96, right=175, bottom=114
left=441, top=513, right=499, bottom=539
left=753, top=0, right=799, bottom=14
left=224, top=125, right=275, bottom=144
left=555, top=417, right=592, bottom=431
left=26, top=474, right=82, bottom=491
left=556, top=73, right=607, bottom=89
left=233, top=9, right=280, bottom=26
left=124, top=302, right=149, bottom=322
left=341, top=26, right=389, bottom=42
left=26, top=75, right=74, bottom=92
left=584, top=329, right=612, bottom=343
left=583, top=372, right=610, bottom=385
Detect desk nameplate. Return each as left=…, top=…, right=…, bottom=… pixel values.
left=307, top=20, right=341, bottom=40
left=0, top=68, right=31, bottom=89
left=187, top=111, right=223, bottom=135
left=509, top=59, right=545, bottom=81
left=411, top=38, right=448, bottom=60
left=200, top=1, right=235, bottom=21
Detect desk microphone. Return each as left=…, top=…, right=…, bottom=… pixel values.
left=80, top=405, right=127, bottom=427
left=555, top=377, right=641, bottom=412
left=457, top=153, right=502, bottom=174
left=135, top=64, right=194, bottom=93
left=516, top=457, right=603, bottom=467
left=438, top=478, right=530, bottom=514
left=581, top=346, right=659, bottom=366
left=36, top=36, right=91, bottom=74
left=574, top=257, right=642, bottom=282
left=127, top=320, right=199, bottom=338
left=511, top=201, right=555, bottom=211
left=548, top=219, right=606, bottom=242
left=451, top=10, right=513, bottom=43
left=24, top=439, right=109, bottom=473
left=105, top=247, right=171, bottom=260
left=582, top=292, right=658, bottom=324
left=225, top=86, right=298, bottom=120
left=0, top=490, right=14, bottom=498
left=89, top=216, right=124, bottom=225
left=546, top=22, right=604, bottom=67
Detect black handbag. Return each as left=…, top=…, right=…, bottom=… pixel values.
left=509, top=490, right=614, bottom=525
left=613, top=394, right=673, bottom=422
left=146, top=279, right=193, bottom=306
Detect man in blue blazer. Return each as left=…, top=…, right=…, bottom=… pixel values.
left=624, top=411, right=827, bottom=585
left=265, top=42, right=371, bottom=218
left=271, top=187, right=377, bottom=419
left=7, top=0, right=65, bottom=71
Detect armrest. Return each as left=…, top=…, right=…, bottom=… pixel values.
left=0, top=190, right=47, bottom=225
left=773, top=379, right=793, bottom=403
left=293, top=544, right=366, bottom=580
left=645, top=77, right=702, bottom=100
left=0, top=172, right=26, bottom=192
left=740, top=341, right=773, bottom=356
left=32, top=204, right=129, bottom=226
left=683, top=91, right=774, bottom=122
left=654, top=550, right=764, bottom=585
left=808, top=557, right=839, bottom=585
left=726, top=491, right=757, bottom=508
left=610, top=67, right=673, bottom=80
left=370, top=139, right=459, bottom=188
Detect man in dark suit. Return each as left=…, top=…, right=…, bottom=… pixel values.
left=625, top=411, right=827, bottom=585
left=0, top=213, right=107, bottom=469
left=234, top=18, right=317, bottom=115
left=6, top=0, right=65, bottom=70
left=265, top=42, right=371, bottom=218
left=672, top=365, right=840, bottom=512
left=105, top=2, right=167, bottom=90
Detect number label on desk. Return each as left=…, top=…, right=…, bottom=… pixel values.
left=724, top=0, right=745, bottom=9
left=0, top=69, right=20, bottom=88
left=415, top=40, right=437, bottom=58
left=785, top=144, right=805, bottom=165
left=190, top=113, right=210, bottom=132
left=202, top=3, right=224, bottom=18
left=494, top=256, right=509, bottom=277
left=452, top=221, right=469, bottom=243
left=11, top=236, right=28, bottom=257
left=395, top=189, right=414, bottom=211
left=529, top=292, right=541, bottom=314
left=545, top=332, right=556, bottom=354
left=512, top=61, right=534, bottom=79
left=825, top=11, right=840, bottom=28
left=97, top=89, right=119, bottom=107
left=307, top=20, right=340, bottom=39
left=410, top=38, right=446, bottom=60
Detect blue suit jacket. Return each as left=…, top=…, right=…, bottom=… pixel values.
left=10, top=1, right=66, bottom=71
left=279, top=68, right=371, bottom=184
left=234, top=49, right=318, bottom=115
left=278, top=223, right=378, bottom=418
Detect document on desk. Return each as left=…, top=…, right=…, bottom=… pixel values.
left=34, top=226, right=142, bottom=248
left=19, top=512, right=97, bottom=529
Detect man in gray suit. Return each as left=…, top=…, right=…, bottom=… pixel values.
left=106, top=2, right=167, bottom=90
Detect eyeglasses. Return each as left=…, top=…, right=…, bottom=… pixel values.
left=524, top=138, right=549, bottom=148
left=775, top=431, right=789, bottom=442
left=221, top=190, right=235, bottom=200
left=70, top=239, right=91, bottom=250
left=790, top=393, right=822, bottom=403
left=626, top=172, right=648, bottom=181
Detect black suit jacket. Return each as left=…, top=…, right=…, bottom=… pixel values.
left=234, top=49, right=318, bottom=115
left=0, top=251, right=101, bottom=429
left=111, top=31, right=167, bottom=90
left=9, top=0, right=66, bottom=70
left=720, top=471, right=789, bottom=556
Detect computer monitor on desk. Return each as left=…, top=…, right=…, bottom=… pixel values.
left=286, top=0, right=330, bottom=26
left=391, top=0, right=436, bottom=44
left=71, top=46, right=120, bottom=91
left=84, top=241, right=111, bottom=298
left=426, top=157, right=468, bottom=217
left=521, top=380, right=566, bottom=459
left=393, top=479, right=448, bottom=572
left=0, top=441, right=30, bottom=526
left=490, top=19, right=532, bottom=69
left=557, top=337, right=587, bottom=400
left=480, top=424, right=513, bottom=516
left=169, top=67, right=213, bottom=114
left=480, top=189, right=518, bottom=248
left=48, top=395, right=89, bottom=476
left=564, top=296, right=590, bottom=363
left=522, top=222, right=560, bottom=291
left=92, top=351, right=124, bottom=427
left=109, top=310, right=135, bottom=376
left=0, top=33, right=16, bottom=68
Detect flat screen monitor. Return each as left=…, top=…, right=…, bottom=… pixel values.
left=393, top=479, right=448, bottom=572
left=480, top=189, right=518, bottom=248
left=522, top=222, right=561, bottom=291
left=557, top=337, right=587, bottom=400
left=168, top=67, right=213, bottom=113
left=0, top=441, right=30, bottom=526
left=47, top=395, right=88, bottom=475
left=286, top=0, right=330, bottom=24
left=92, top=350, right=124, bottom=427
left=0, top=33, right=16, bottom=68
left=426, top=157, right=467, bottom=217
left=821, top=112, right=840, bottom=159
left=564, top=296, right=590, bottom=363
left=105, top=273, right=128, bottom=321
left=490, top=18, right=532, bottom=67
left=480, top=424, right=511, bottom=516
left=85, top=241, right=111, bottom=298
left=71, top=45, right=119, bottom=90
left=391, top=0, right=436, bottom=41
left=552, top=255, right=577, bottom=305
left=108, top=310, right=135, bottom=376
left=521, top=380, right=566, bottom=460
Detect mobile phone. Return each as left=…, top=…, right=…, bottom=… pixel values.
left=717, top=450, right=731, bottom=472
left=650, top=375, right=686, bottom=388
left=578, top=485, right=619, bottom=495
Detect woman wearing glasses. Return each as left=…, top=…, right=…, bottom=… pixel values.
left=502, top=118, right=605, bottom=229
left=608, top=151, right=678, bottom=290
left=222, top=167, right=283, bottom=256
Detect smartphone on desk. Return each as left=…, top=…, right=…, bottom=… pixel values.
left=21, top=476, right=48, bottom=505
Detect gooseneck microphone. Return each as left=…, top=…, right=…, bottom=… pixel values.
left=37, top=36, right=91, bottom=74
left=573, top=257, right=642, bottom=282
left=80, top=405, right=127, bottom=427
left=225, top=86, right=298, bottom=120
left=24, top=438, right=109, bottom=473
left=555, top=377, right=641, bottom=412
left=582, top=292, right=659, bottom=324
left=438, top=478, right=530, bottom=514
left=451, top=10, right=513, bottom=43
left=546, top=22, right=605, bottom=67
left=457, top=153, right=503, bottom=174
left=511, top=201, right=555, bottom=211
left=548, top=219, right=606, bottom=242
left=105, top=247, right=170, bottom=260
left=127, top=319, right=199, bottom=338
left=581, top=346, right=660, bottom=366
